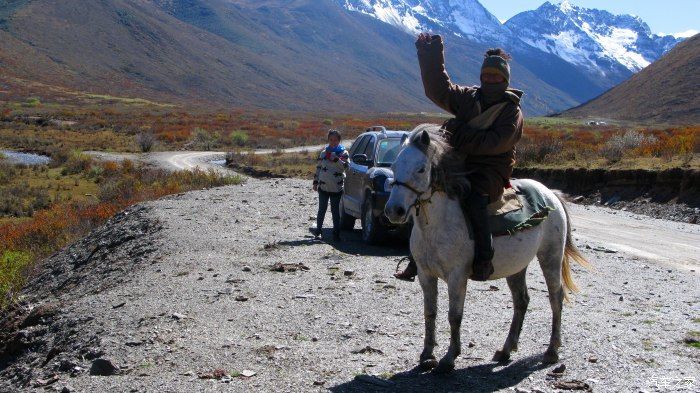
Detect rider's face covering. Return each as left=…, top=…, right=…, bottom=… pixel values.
left=480, top=81, right=508, bottom=105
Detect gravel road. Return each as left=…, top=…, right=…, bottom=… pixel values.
left=1, top=176, right=698, bottom=393
left=87, top=144, right=334, bottom=174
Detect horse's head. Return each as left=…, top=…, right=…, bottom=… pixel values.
left=384, top=127, right=436, bottom=224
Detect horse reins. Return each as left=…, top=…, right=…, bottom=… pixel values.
left=392, top=180, right=438, bottom=222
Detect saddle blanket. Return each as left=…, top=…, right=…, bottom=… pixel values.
left=486, top=179, right=554, bottom=237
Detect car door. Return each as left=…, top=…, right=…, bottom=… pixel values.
left=345, top=135, right=371, bottom=215
left=358, top=135, right=377, bottom=205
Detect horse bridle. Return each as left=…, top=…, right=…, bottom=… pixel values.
left=391, top=179, right=438, bottom=219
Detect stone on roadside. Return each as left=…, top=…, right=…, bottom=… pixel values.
left=242, top=265, right=252, bottom=272
left=172, top=313, right=186, bottom=320
left=89, top=358, right=119, bottom=376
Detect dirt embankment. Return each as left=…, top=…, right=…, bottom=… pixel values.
left=513, top=167, right=700, bottom=223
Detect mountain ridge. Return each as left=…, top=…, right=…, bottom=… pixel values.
left=562, top=33, right=700, bottom=124
left=0, top=0, right=691, bottom=117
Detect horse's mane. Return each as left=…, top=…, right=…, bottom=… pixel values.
left=408, top=124, right=470, bottom=198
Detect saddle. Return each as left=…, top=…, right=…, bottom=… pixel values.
left=487, top=187, right=522, bottom=216
left=485, top=179, right=554, bottom=237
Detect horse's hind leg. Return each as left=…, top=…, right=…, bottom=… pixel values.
left=418, top=273, right=438, bottom=370
left=434, top=274, right=467, bottom=374
left=538, top=248, right=565, bottom=364
left=493, top=268, right=529, bottom=362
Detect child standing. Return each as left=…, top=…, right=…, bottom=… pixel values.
left=312, top=129, right=348, bottom=242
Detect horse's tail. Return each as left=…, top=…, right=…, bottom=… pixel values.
left=555, top=193, right=592, bottom=300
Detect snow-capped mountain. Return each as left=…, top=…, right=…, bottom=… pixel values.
left=339, top=0, right=514, bottom=45
left=340, top=0, right=686, bottom=86
left=505, top=0, right=683, bottom=75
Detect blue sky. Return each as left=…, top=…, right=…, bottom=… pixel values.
left=479, top=0, right=699, bottom=36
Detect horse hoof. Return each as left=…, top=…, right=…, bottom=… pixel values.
left=543, top=351, right=559, bottom=364
left=492, top=350, right=510, bottom=362
left=432, top=361, right=455, bottom=375
left=419, top=358, right=438, bottom=371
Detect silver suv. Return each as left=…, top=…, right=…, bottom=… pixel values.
left=340, top=126, right=410, bottom=244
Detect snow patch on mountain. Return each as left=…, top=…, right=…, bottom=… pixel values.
left=341, top=0, right=424, bottom=33
left=505, top=1, right=683, bottom=74
left=339, top=0, right=513, bottom=43
left=671, top=29, right=698, bottom=39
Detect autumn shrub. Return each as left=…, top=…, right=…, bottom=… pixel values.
left=230, top=130, right=249, bottom=147
left=517, top=138, right=563, bottom=166
left=601, top=130, right=658, bottom=163
left=136, top=131, right=156, bottom=152
left=24, top=97, right=41, bottom=107
left=192, top=127, right=217, bottom=150
left=61, top=152, right=93, bottom=175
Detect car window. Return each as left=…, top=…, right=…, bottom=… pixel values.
left=348, top=135, right=366, bottom=157
left=376, top=138, right=403, bottom=166
left=363, top=136, right=376, bottom=160
left=351, top=136, right=370, bottom=159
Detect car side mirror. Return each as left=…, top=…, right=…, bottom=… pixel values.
left=352, top=154, right=371, bottom=166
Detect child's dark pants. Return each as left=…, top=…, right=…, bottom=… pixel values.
left=317, top=190, right=341, bottom=235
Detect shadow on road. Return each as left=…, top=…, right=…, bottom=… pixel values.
left=277, top=228, right=408, bottom=258
left=329, top=354, right=550, bottom=392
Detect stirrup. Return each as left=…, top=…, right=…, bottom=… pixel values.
left=394, top=256, right=416, bottom=282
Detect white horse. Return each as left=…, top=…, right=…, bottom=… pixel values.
left=384, top=125, right=590, bottom=374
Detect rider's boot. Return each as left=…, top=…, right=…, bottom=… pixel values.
left=464, top=192, right=495, bottom=281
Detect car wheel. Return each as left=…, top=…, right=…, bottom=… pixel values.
left=361, top=196, right=386, bottom=244
left=339, top=196, right=356, bottom=230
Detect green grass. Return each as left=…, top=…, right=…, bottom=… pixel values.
left=0, top=162, right=100, bottom=224
left=226, top=151, right=317, bottom=178
left=0, top=250, right=31, bottom=308
left=685, top=331, right=700, bottom=349
left=80, top=93, right=175, bottom=107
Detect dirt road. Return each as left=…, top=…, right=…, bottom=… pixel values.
left=568, top=204, right=700, bottom=271
left=1, top=176, right=698, bottom=392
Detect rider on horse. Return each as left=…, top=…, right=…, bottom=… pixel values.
left=395, top=33, right=524, bottom=282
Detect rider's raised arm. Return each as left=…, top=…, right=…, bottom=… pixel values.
left=416, top=34, right=473, bottom=116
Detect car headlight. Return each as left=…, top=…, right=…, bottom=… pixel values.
left=384, top=177, right=394, bottom=192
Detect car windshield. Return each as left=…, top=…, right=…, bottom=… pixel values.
left=375, top=138, right=403, bottom=166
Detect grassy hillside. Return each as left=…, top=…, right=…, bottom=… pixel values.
left=0, top=0, right=582, bottom=115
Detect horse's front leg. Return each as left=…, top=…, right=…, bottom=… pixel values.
left=417, top=272, right=438, bottom=371
left=434, top=273, right=468, bottom=374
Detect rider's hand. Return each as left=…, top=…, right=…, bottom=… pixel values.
left=415, top=33, right=442, bottom=50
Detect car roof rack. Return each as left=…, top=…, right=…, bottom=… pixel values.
left=366, top=126, right=387, bottom=133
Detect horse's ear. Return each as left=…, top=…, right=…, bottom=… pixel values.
left=420, top=130, right=430, bottom=146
